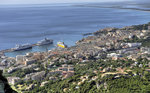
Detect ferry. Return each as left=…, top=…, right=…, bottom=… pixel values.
left=37, top=38, right=53, bottom=46
left=57, top=42, right=67, bottom=48
left=13, top=44, right=32, bottom=51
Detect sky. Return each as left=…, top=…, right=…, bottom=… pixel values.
left=0, top=0, right=130, bottom=4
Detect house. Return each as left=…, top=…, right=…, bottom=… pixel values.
left=68, top=67, right=74, bottom=71
left=16, top=55, right=25, bottom=64
left=107, top=53, right=121, bottom=57
left=40, top=81, right=49, bottom=87
left=26, top=52, right=33, bottom=57
left=25, top=71, right=46, bottom=81
left=58, top=67, right=68, bottom=71
left=24, top=59, right=36, bottom=66
left=80, top=75, right=89, bottom=82
left=58, top=64, right=74, bottom=72
left=140, top=47, right=150, bottom=54
left=49, top=64, right=75, bottom=79
left=0, top=59, right=7, bottom=66
left=7, top=65, right=24, bottom=73
left=107, top=53, right=123, bottom=60
left=49, top=70, right=62, bottom=75
left=49, top=77, right=57, bottom=81
left=31, top=71, right=45, bottom=81
left=62, top=64, right=68, bottom=68
left=127, top=43, right=141, bottom=48
left=7, top=77, right=20, bottom=85
left=63, top=71, right=74, bottom=79
left=91, top=76, right=98, bottom=80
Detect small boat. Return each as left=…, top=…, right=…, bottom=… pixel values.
left=57, top=42, right=67, bottom=48
left=13, top=44, right=32, bottom=51
left=37, top=38, right=53, bottom=46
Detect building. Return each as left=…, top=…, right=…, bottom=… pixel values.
left=49, top=64, right=75, bottom=79
left=16, top=55, right=25, bottom=64
left=24, top=59, right=36, bottom=66
left=7, top=65, right=24, bottom=73
left=127, top=43, right=142, bottom=48
left=0, top=59, right=7, bottom=66
left=26, top=52, right=33, bottom=57
left=58, top=67, right=68, bottom=71
left=58, top=64, right=74, bottom=72
left=31, top=71, right=45, bottom=81
left=140, top=47, right=150, bottom=54
left=62, top=71, right=74, bottom=79
left=49, top=70, right=62, bottom=75
left=7, top=77, right=20, bottom=85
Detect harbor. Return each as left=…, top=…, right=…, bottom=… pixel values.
left=0, top=39, right=70, bottom=57
left=0, top=38, right=55, bottom=57
left=0, top=44, right=37, bottom=57
left=1, top=22, right=150, bottom=92
left=1, top=1, right=150, bottom=92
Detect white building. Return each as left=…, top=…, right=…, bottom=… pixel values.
left=16, top=55, right=25, bottom=64
left=7, top=77, right=20, bottom=85
left=24, top=59, right=36, bottom=66
left=127, top=43, right=141, bottom=48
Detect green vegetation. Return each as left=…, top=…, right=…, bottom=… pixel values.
left=107, top=75, right=150, bottom=93
left=3, top=22, right=150, bottom=93
left=24, top=58, right=150, bottom=93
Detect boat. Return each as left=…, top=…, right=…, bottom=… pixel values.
left=13, top=44, right=32, bottom=51
left=37, top=38, right=53, bottom=46
left=57, top=42, right=67, bottom=48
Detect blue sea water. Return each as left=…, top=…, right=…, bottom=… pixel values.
left=0, top=2, right=150, bottom=57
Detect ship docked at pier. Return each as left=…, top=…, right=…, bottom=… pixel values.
left=57, top=42, right=67, bottom=48
left=37, top=38, right=53, bottom=46
left=13, top=44, right=32, bottom=51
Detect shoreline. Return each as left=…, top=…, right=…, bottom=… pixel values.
left=1, top=21, right=150, bottom=92
left=1, top=22, right=150, bottom=58
left=74, top=4, right=150, bottom=12
left=0, top=43, right=44, bottom=57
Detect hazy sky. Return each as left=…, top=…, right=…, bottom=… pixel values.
left=0, top=0, right=129, bottom=4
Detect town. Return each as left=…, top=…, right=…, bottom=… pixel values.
left=1, top=22, right=150, bottom=92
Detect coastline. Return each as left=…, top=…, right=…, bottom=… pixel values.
left=1, top=22, right=150, bottom=92
left=72, top=2, right=150, bottom=13
left=1, top=3, right=150, bottom=51
left=0, top=44, right=37, bottom=57
left=1, top=22, right=150, bottom=58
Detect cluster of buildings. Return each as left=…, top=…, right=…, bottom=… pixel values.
left=49, top=64, right=74, bottom=79
left=73, top=25, right=150, bottom=61
left=15, top=53, right=38, bottom=66
left=25, top=71, right=46, bottom=81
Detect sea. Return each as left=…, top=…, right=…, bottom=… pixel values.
left=0, top=2, right=150, bottom=57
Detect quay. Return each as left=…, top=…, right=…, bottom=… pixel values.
left=0, top=44, right=38, bottom=57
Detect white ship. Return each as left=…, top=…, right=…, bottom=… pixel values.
left=13, top=44, right=32, bottom=51
left=37, top=38, right=53, bottom=46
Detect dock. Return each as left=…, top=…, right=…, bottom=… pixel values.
left=0, top=44, right=38, bottom=57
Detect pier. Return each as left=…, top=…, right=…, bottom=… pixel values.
left=0, top=44, right=38, bottom=57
